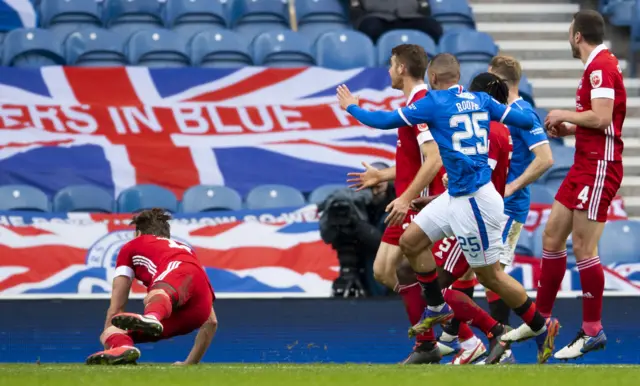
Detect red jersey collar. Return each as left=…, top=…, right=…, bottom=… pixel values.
left=406, top=83, right=429, bottom=105
left=584, top=44, right=608, bottom=69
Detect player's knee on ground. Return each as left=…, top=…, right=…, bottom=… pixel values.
left=396, top=259, right=417, bottom=286
left=100, top=325, right=127, bottom=346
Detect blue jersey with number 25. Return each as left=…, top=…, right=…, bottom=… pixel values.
left=398, top=85, right=532, bottom=197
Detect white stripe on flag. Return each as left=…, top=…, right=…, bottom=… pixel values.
left=126, top=67, right=164, bottom=105
left=4, top=0, right=37, bottom=28
left=41, top=67, right=79, bottom=104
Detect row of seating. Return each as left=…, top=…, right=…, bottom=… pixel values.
left=600, top=0, right=640, bottom=76
left=516, top=220, right=640, bottom=265
left=23, top=0, right=476, bottom=42
left=0, top=183, right=347, bottom=213
left=1, top=27, right=497, bottom=69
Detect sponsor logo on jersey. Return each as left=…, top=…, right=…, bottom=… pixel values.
left=590, top=70, right=603, bottom=88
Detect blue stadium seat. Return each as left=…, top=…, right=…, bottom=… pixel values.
left=607, top=0, right=635, bottom=26
left=104, top=0, right=164, bottom=38
left=252, top=31, right=314, bottom=67
left=535, top=107, right=547, bottom=122
left=460, top=62, right=488, bottom=88
left=439, top=31, right=497, bottom=63
left=0, top=185, right=49, bottom=212
left=40, top=0, right=102, bottom=39
left=515, top=230, right=535, bottom=257
left=550, top=145, right=575, bottom=168
left=376, top=30, right=437, bottom=66
left=315, top=30, right=375, bottom=69
left=430, top=0, right=475, bottom=31
left=246, top=184, right=306, bottom=210
left=2, top=28, right=65, bottom=67
left=296, top=0, right=350, bottom=42
left=309, top=184, right=345, bottom=205
left=189, top=30, right=253, bottom=67
left=181, top=185, right=243, bottom=212
left=53, top=185, right=114, bottom=213
left=65, top=27, right=127, bottom=66
left=117, top=184, right=178, bottom=213
left=540, top=145, right=575, bottom=192
left=599, top=220, right=640, bottom=265
left=530, top=184, right=555, bottom=205
left=165, top=0, right=227, bottom=42
left=519, top=74, right=535, bottom=107
left=231, top=0, right=290, bottom=39
left=127, top=29, right=189, bottom=67
left=629, top=1, right=640, bottom=77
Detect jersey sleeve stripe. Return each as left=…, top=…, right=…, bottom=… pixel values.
left=528, top=139, right=549, bottom=151
left=499, top=106, right=511, bottom=123
left=397, top=108, right=412, bottom=126
left=591, top=88, right=614, bottom=100
left=114, top=266, right=134, bottom=279
left=417, top=131, right=434, bottom=144
left=488, top=158, right=498, bottom=170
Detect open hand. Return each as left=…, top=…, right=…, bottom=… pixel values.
left=347, top=161, right=381, bottom=191
left=336, top=84, right=359, bottom=110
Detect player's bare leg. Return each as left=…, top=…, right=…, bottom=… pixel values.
left=554, top=210, right=607, bottom=360
left=111, top=288, right=171, bottom=337
left=86, top=326, right=140, bottom=365
left=399, top=223, right=452, bottom=335
left=372, top=242, right=404, bottom=289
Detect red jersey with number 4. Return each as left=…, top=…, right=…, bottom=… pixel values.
left=115, top=235, right=203, bottom=288
left=488, top=121, right=512, bottom=197
left=576, top=44, right=626, bottom=161
left=395, top=84, right=446, bottom=197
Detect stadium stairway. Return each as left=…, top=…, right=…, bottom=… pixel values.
left=470, top=0, right=640, bottom=219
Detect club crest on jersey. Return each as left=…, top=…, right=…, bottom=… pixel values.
left=590, top=70, right=603, bottom=88
left=418, top=123, right=429, bottom=132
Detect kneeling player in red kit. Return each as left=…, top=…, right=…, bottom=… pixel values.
left=86, top=209, right=217, bottom=365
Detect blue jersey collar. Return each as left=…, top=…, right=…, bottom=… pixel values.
left=448, top=84, right=465, bottom=93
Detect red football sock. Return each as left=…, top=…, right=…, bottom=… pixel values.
left=577, top=256, right=604, bottom=336
left=536, top=249, right=567, bottom=317
left=458, top=323, right=475, bottom=341
left=105, top=332, right=134, bottom=349
left=398, top=283, right=436, bottom=342
left=443, top=288, right=498, bottom=335
left=144, top=292, right=172, bottom=321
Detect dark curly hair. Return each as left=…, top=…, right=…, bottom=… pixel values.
left=130, top=208, right=171, bottom=238
left=469, top=72, right=509, bottom=104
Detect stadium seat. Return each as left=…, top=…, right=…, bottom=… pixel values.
left=439, top=31, right=498, bottom=63
left=529, top=184, right=555, bottom=205
left=376, top=30, right=437, bottom=66
left=39, top=0, right=102, bottom=39
left=189, top=30, right=253, bottom=67
left=430, top=0, right=476, bottom=31
left=460, top=62, right=489, bottom=88
left=607, top=0, right=635, bottom=26
left=245, top=184, right=306, bottom=210
left=181, top=185, right=243, bottom=212
left=231, top=0, right=290, bottom=39
left=309, top=184, right=345, bottom=205
left=104, top=0, right=164, bottom=38
left=550, top=145, right=575, bottom=168
left=127, top=29, right=189, bottom=68
left=53, top=185, right=114, bottom=213
left=535, top=107, right=548, bottom=122
left=296, top=0, right=350, bottom=42
left=518, top=74, right=535, bottom=107
left=165, top=0, right=227, bottom=42
left=599, top=220, right=640, bottom=265
left=65, top=27, right=127, bottom=66
left=629, top=1, right=640, bottom=77
left=315, top=30, right=375, bottom=69
left=252, top=31, right=314, bottom=67
left=0, top=185, right=49, bottom=212
left=2, top=28, right=65, bottom=67
left=514, top=230, right=535, bottom=257
left=117, top=184, right=178, bottom=213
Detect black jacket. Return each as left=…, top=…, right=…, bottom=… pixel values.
left=350, top=0, right=431, bottom=25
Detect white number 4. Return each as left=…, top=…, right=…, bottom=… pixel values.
left=450, top=112, right=489, bottom=156
left=159, top=237, right=193, bottom=254
left=578, top=186, right=590, bottom=204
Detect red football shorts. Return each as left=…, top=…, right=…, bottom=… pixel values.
left=555, top=159, right=623, bottom=222
left=381, top=210, right=418, bottom=246
left=433, top=236, right=470, bottom=280
left=130, top=261, right=214, bottom=343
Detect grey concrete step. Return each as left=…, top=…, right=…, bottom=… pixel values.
left=622, top=197, right=640, bottom=217
left=472, top=3, right=578, bottom=23
left=478, top=23, right=570, bottom=41
left=623, top=156, right=640, bottom=175
left=475, top=13, right=573, bottom=23
left=530, top=77, right=640, bottom=98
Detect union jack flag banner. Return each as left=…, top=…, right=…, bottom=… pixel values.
left=0, top=67, right=401, bottom=197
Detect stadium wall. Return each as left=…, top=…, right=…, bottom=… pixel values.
left=1, top=298, right=638, bottom=365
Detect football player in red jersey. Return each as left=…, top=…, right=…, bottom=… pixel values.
left=502, top=10, right=626, bottom=360
left=345, top=44, right=445, bottom=364
left=86, top=209, right=217, bottom=365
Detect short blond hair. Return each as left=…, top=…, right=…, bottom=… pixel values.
left=489, top=55, right=522, bottom=86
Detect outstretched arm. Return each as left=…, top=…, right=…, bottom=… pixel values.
left=487, top=98, right=534, bottom=129
left=178, top=307, right=218, bottom=365
left=337, top=84, right=417, bottom=130
left=104, top=276, right=132, bottom=331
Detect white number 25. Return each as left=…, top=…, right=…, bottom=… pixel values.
left=450, top=112, right=489, bottom=156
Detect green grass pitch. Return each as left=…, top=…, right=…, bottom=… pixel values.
left=1, top=364, right=640, bottom=386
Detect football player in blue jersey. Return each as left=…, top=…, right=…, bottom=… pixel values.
left=336, top=53, right=560, bottom=364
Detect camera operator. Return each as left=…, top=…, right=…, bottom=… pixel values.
left=318, top=162, right=394, bottom=298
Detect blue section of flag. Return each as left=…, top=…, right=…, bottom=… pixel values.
left=301, top=68, right=392, bottom=99
left=206, top=268, right=304, bottom=293
left=0, top=145, right=115, bottom=197
left=149, top=68, right=240, bottom=98
left=0, top=1, right=36, bottom=31
left=0, top=67, right=49, bottom=97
